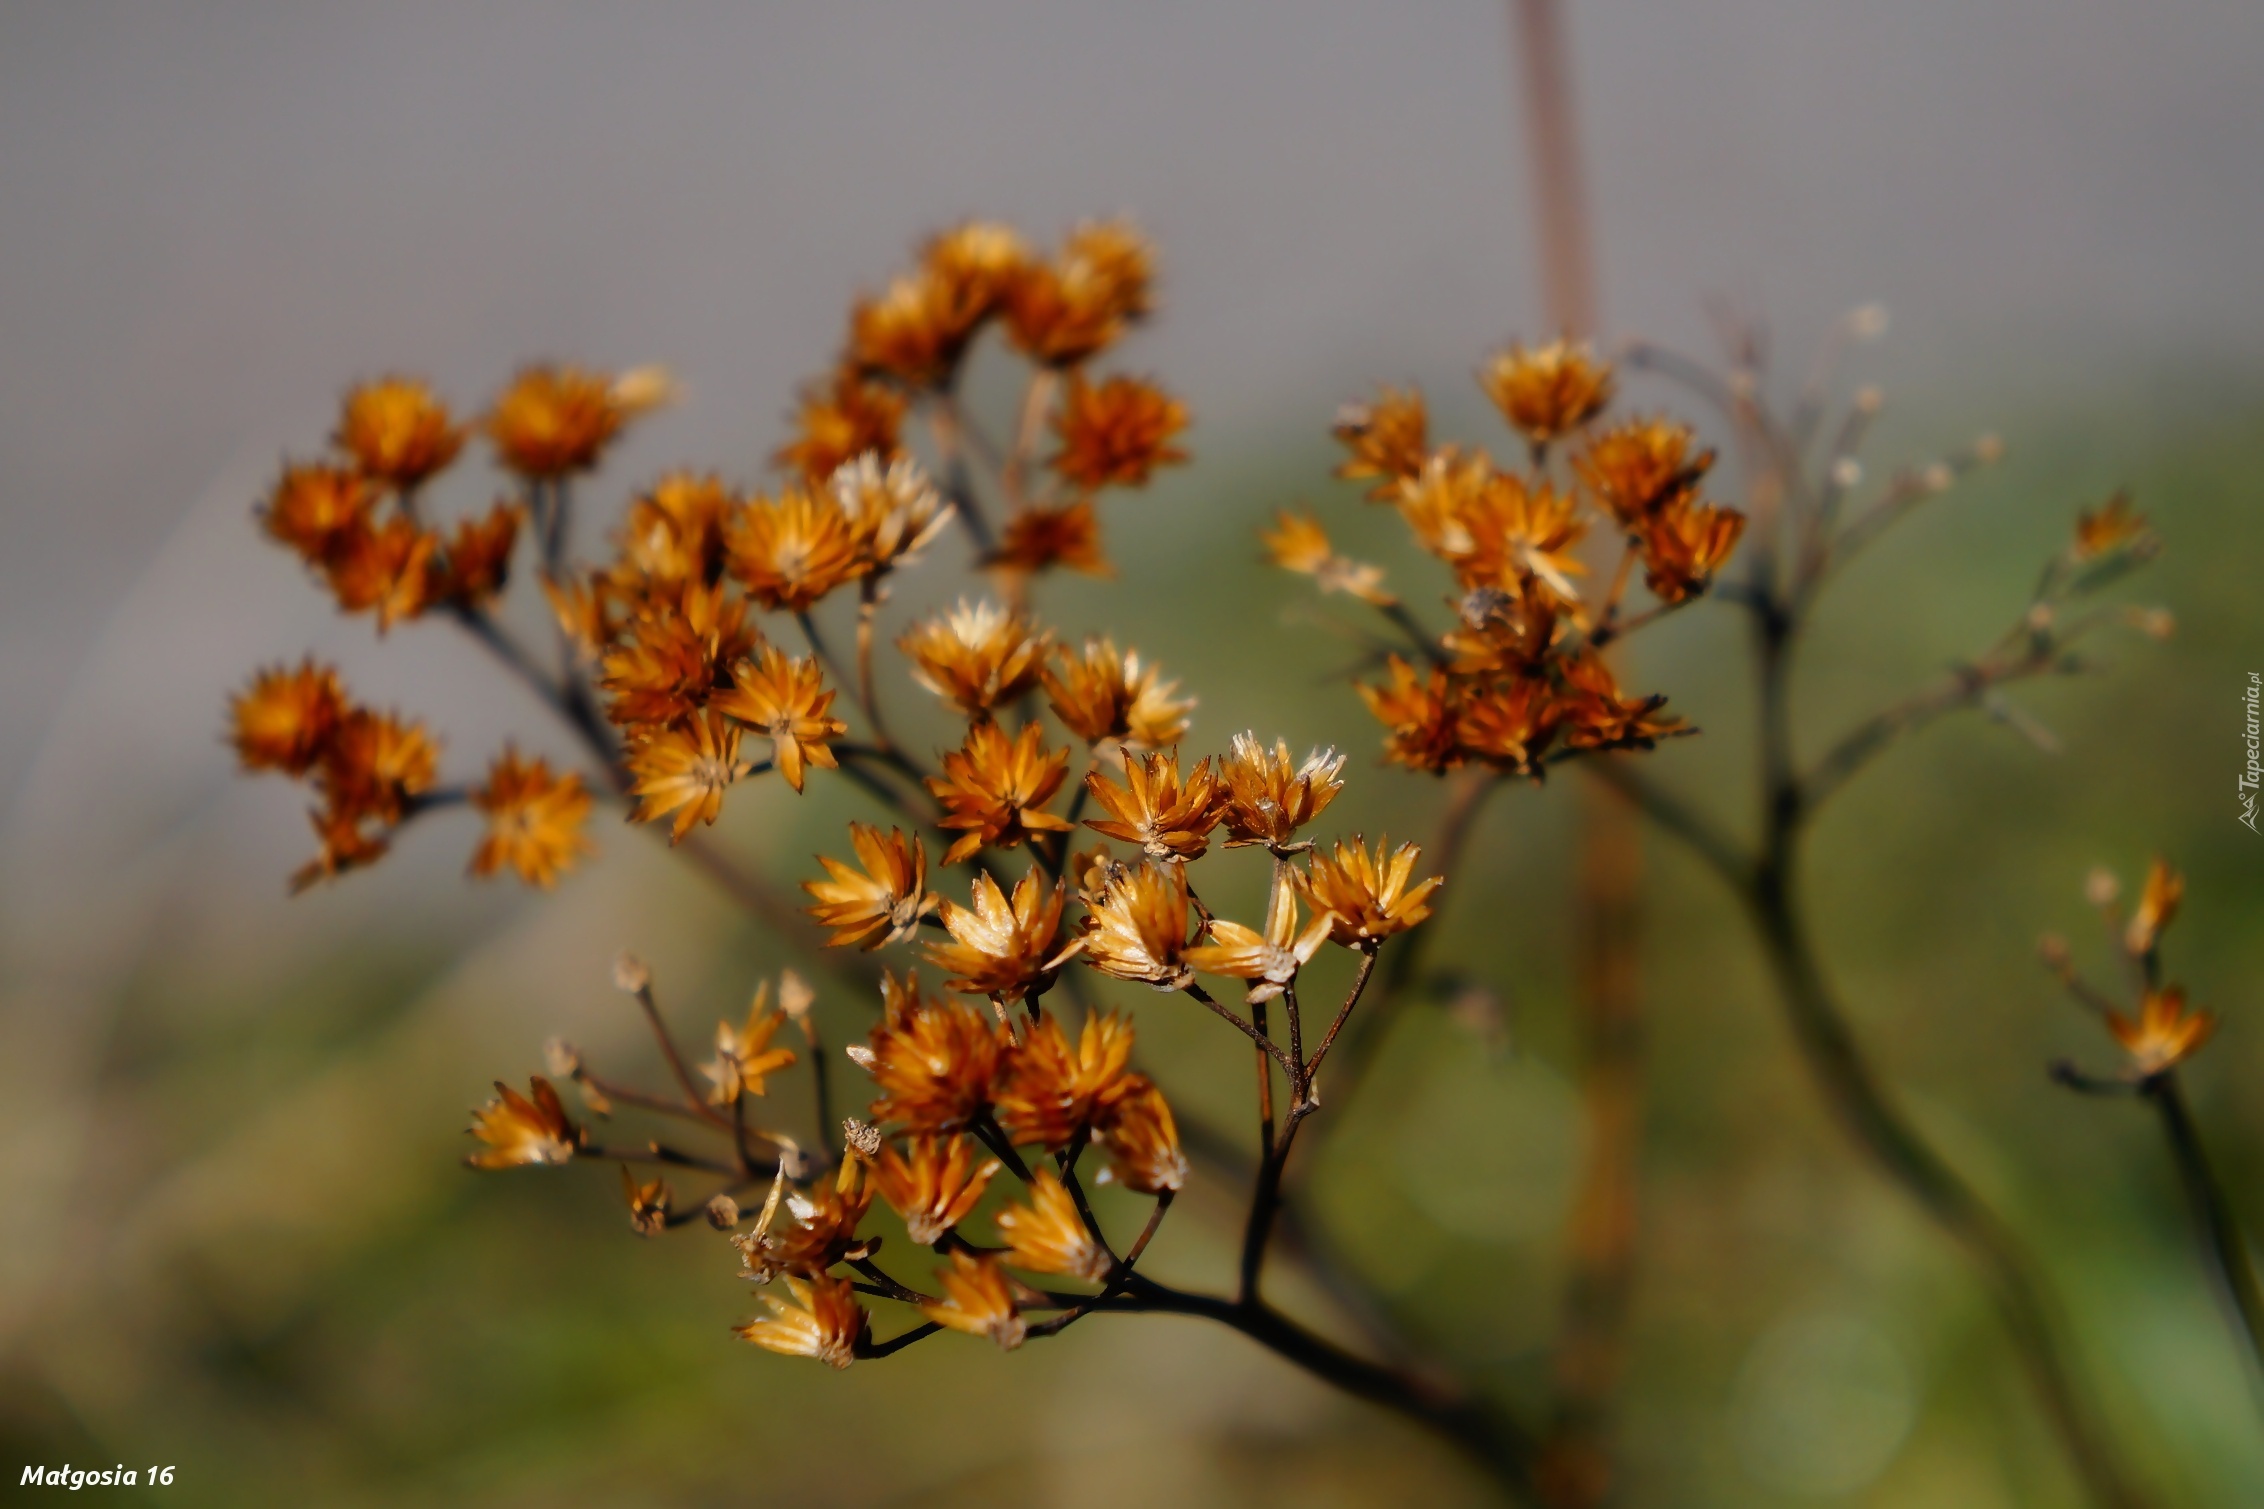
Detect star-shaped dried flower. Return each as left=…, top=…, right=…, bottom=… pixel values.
left=2072, top=492, right=2151, bottom=562
left=726, top=486, right=864, bottom=614
left=1358, top=656, right=1462, bottom=774
left=851, top=274, right=960, bottom=390
left=711, top=643, right=846, bottom=793
left=776, top=366, right=907, bottom=486
left=804, top=823, right=938, bottom=949
left=734, top=1273, right=867, bottom=1369
left=1005, top=218, right=1154, bottom=367
left=231, top=659, right=348, bottom=775
left=871, top=1134, right=1001, bottom=1246
left=429, top=502, right=523, bottom=608
left=620, top=1165, right=672, bottom=1237
left=261, top=463, right=373, bottom=562
left=1458, top=473, right=1588, bottom=604
left=994, top=1167, right=1112, bottom=1281
left=1050, top=373, right=1189, bottom=491
left=626, top=710, right=751, bottom=841
left=1041, top=638, right=1192, bottom=749
left=1454, top=677, right=1558, bottom=774
left=2107, top=985, right=2215, bottom=1078
left=598, top=581, right=759, bottom=728
left=901, top=599, right=1051, bottom=717
left=335, top=377, right=465, bottom=491
left=922, top=220, right=1031, bottom=339
left=1638, top=495, right=1745, bottom=604
left=1218, top=733, right=1345, bottom=851
left=1331, top=385, right=1429, bottom=500
left=466, top=1076, right=577, bottom=1169
left=1184, top=879, right=1334, bottom=1004
left=1574, top=417, right=1714, bottom=529
left=921, top=1251, right=1026, bottom=1351
left=1553, top=652, right=1685, bottom=753
left=994, top=1010, right=1140, bottom=1150
left=484, top=364, right=667, bottom=479
left=832, top=452, right=951, bottom=574
left=470, top=746, right=593, bottom=888
left=322, top=516, right=437, bottom=630
left=1294, top=837, right=1443, bottom=946
left=925, top=720, right=1073, bottom=863
left=1477, top=339, right=1615, bottom=446
left=320, top=706, right=440, bottom=823
left=1070, top=859, right=1193, bottom=989
left=861, top=969, right=1006, bottom=1134
left=1083, top=748, right=1225, bottom=863
left=703, top=980, right=801, bottom=1103
left=922, top=869, right=1069, bottom=1003
left=617, top=472, right=734, bottom=590
left=1098, top=1078, right=1187, bottom=1195
left=993, top=500, right=1112, bottom=578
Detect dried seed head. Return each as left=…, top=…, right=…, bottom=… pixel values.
left=844, top=1043, right=878, bottom=1072
left=779, top=969, right=815, bottom=1022
left=842, top=1117, right=884, bottom=1160
left=613, top=951, right=652, bottom=995
left=2084, top=867, right=2121, bottom=909
left=542, top=1037, right=581, bottom=1077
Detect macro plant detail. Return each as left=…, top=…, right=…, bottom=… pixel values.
left=218, top=203, right=2227, bottom=1509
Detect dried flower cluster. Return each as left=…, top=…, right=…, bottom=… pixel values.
left=1273, top=341, right=1744, bottom=778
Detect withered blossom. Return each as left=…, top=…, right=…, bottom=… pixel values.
left=469, top=746, right=593, bottom=888
left=1332, top=385, right=1429, bottom=499
left=1478, top=340, right=1614, bottom=446
left=1098, top=1079, right=1187, bottom=1195
left=803, top=823, right=938, bottom=950
left=1083, top=748, right=1225, bottom=863
left=871, top=1134, right=1000, bottom=1246
left=921, top=1252, right=1027, bottom=1351
left=733, top=1273, right=867, bottom=1369
left=994, top=1167, right=1112, bottom=1281
left=993, top=1010, right=1140, bottom=1150
left=466, top=1076, right=577, bottom=1169
left=925, top=720, right=1073, bottom=863
left=922, top=869, right=1069, bottom=1003
left=703, top=981, right=800, bottom=1103
left=727, top=486, right=864, bottom=613
left=900, top=599, right=1050, bottom=717
left=1049, top=373, right=1189, bottom=491
left=1184, top=879, right=1334, bottom=1005
left=993, top=500, right=1112, bottom=578
left=1295, top=837, right=1442, bottom=946
left=1218, top=733, right=1345, bottom=850
left=711, top=643, right=847, bottom=793
left=1041, top=638, right=1193, bottom=748
left=625, top=710, right=751, bottom=841
left=863, top=970, right=1006, bottom=1135
left=335, top=377, right=466, bottom=491
left=1071, top=859, right=1194, bottom=989
left=2107, top=986, right=2215, bottom=1078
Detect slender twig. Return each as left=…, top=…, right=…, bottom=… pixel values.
left=1183, top=981, right=1301, bottom=1083
left=856, top=1321, right=942, bottom=1359
left=625, top=975, right=724, bottom=1126
left=2141, top=1073, right=2264, bottom=1380
left=1302, top=944, right=1379, bottom=1090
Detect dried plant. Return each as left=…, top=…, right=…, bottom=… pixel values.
left=223, top=217, right=2213, bottom=1506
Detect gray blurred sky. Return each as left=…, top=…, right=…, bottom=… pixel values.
left=3, top=0, right=2261, bottom=839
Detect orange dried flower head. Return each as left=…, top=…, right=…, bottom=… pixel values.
left=620, top=1165, right=672, bottom=1237
left=734, top=1273, right=867, bottom=1369
left=901, top=599, right=1050, bottom=718
left=926, top=720, right=1074, bottom=863
left=1219, top=733, right=1345, bottom=850
left=832, top=452, right=951, bottom=574
left=1184, top=879, right=1334, bottom=1005
left=2107, top=985, right=2215, bottom=1078
left=1040, top=638, right=1191, bottom=748
left=1007, top=218, right=1155, bottom=367
left=1261, top=510, right=1395, bottom=606
left=1639, top=496, right=1746, bottom=604
left=922, top=1252, right=1026, bottom=1351
left=470, top=746, right=593, bottom=888
left=2072, top=492, right=2151, bottom=562
left=429, top=502, right=523, bottom=608
left=804, top=822, right=938, bottom=949
left=727, top=485, right=863, bottom=613
left=626, top=710, right=750, bottom=841
left=231, top=659, right=347, bottom=775
left=1099, top=1078, right=1187, bottom=1195
left=1391, top=448, right=1490, bottom=562
left=618, top=472, right=734, bottom=590
left=994, top=1009, right=1140, bottom=1150
left=871, top=1134, right=1001, bottom=1246
left=994, top=1167, right=1112, bottom=1281
left=1478, top=340, right=1615, bottom=446
left=1083, top=748, right=1225, bottom=863
left=2124, top=857, right=2184, bottom=956
left=922, top=219, right=1031, bottom=336
left=777, top=367, right=907, bottom=486
left=290, top=803, right=394, bottom=893
left=994, top=500, right=1112, bottom=578
left=711, top=643, right=845, bottom=793
left=484, top=364, right=650, bottom=479
left=1050, top=373, right=1190, bottom=491
left=322, top=707, right=440, bottom=823
left=262, top=463, right=373, bottom=561
left=1453, top=676, right=1558, bottom=774
left=1295, top=837, right=1443, bottom=946
left=923, top=869, right=1069, bottom=1003
left=321, top=515, right=437, bottom=629
left=1458, top=473, right=1589, bottom=604
left=599, top=581, right=760, bottom=729
left=863, top=970, right=1005, bottom=1134
left=1073, top=859, right=1193, bottom=989
left=466, top=1076, right=577, bottom=1169
left=850, top=275, right=957, bottom=389
left=1554, top=651, right=1685, bottom=753
left=1574, top=418, right=1715, bottom=528
left=335, top=377, right=465, bottom=490
left=703, top=980, right=800, bottom=1103
left=1357, top=656, right=1462, bottom=774
left=1332, top=386, right=1429, bottom=499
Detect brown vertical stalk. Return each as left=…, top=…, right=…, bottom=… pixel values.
left=1508, top=4, right=1646, bottom=1502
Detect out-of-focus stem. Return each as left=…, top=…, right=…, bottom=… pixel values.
left=2142, top=1073, right=2264, bottom=1382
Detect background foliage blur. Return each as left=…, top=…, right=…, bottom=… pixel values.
left=2, top=4, right=2260, bottom=1505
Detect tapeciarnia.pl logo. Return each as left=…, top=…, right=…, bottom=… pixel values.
left=2240, top=671, right=2260, bottom=833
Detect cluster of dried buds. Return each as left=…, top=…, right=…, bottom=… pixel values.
left=1270, top=341, right=1745, bottom=777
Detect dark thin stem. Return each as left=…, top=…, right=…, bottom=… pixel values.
left=1302, top=945, right=1379, bottom=1089
left=854, top=579, right=897, bottom=751
left=1183, top=981, right=1301, bottom=1083
left=850, top=1256, right=934, bottom=1307
left=972, top=1115, right=1034, bottom=1184
left=857, top=1321, right=942, bottom=1359
left=1252, top=995, right=1277, bottom=1161
left=2142, top=1074, right=2264, bottom=1382
left=1583, top=759, right=1751, bottom=890
left=628, top=979, right=725, bottom=1128
left=580, top=1143, right=738, bottom=1176
left=1379, top=601, right=1449, bottom=667
left=574, top=1072, right=719, bottom=1127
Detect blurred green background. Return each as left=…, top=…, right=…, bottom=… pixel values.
left=4, top=5, right=2262, bottom=1506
